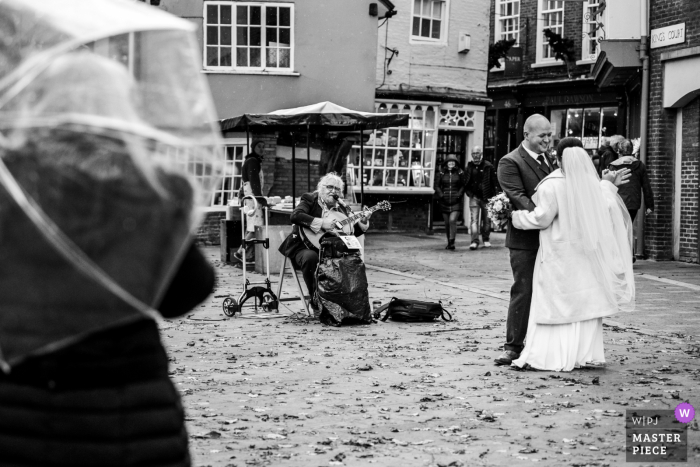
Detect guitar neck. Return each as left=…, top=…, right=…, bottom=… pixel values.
left=337, top=205, right=381, bottom=227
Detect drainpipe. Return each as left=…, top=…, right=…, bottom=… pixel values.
left=636, top=0, right=650, bottom=259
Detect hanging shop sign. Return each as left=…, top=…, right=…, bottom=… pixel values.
left=504, top=47, right=523, bottom=78
left=650, top=23, right=685, bottom=50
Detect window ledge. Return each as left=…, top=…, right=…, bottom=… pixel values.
left=530, top=61, right=564, bottom=69
left=409, top=37, right=447, bottom=46
left=202, top=69, right=300, bottom=77
left=576, top=59, right=596, bottom=66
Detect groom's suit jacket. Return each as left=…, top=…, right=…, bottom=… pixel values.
left=497, top=144, right=553, bottom=250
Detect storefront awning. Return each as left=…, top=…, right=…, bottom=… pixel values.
left=592, top=40, right=641, bottom=88
left=662, top=47, right=700, bottom=108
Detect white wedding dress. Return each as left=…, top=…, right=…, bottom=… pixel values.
left=510, top=148, right=635, bottom=372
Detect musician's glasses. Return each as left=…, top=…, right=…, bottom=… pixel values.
left=324, top=185, right=341, bottom=192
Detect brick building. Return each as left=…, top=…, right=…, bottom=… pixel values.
left=642, top=0, right=699, bottom=262
left=592, top=0, right=699, bottom=263
left=486, top=1, right=639, bottom=166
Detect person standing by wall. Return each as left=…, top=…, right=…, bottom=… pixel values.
left=608, top=139, right=654, bottom=222
left=465, top=145, right=499, bottom=250
left=233, top=140, right=268, bottom=263
left=434, top=154, right=466, bottom=250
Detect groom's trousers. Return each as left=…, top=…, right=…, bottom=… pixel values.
left=505, top=248, right=538, bottom=354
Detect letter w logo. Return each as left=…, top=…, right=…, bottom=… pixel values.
left=679, top=408, right=691, bottom=418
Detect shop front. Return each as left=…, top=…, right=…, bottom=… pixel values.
left=486, top=79, right=626, bottom=163
left=347, top=100, right=485, bottom=232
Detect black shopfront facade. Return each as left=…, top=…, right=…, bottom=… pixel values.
left=485, top=77, right=631, bottom=164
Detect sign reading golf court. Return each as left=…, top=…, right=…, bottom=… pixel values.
left=650, top=23, right=685, bottom=49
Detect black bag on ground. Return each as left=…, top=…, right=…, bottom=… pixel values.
left=316, top=252, right=372, bottom=327
left=374, top=297, right=453, bottom=322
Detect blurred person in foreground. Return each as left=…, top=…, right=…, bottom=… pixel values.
left=510, top=146, right=635, bottom=371
left=608, top=139, right=654, bottom=222
left=434, top=154, right=466, bottom=250
left=0, top=5, right=221, bottom=463
left=465, top=145, right=499, bottom=250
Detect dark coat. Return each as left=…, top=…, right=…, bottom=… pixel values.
left=279, top=192, right=365, bottom=257
left=609, top=156, right=654, bottom=211
left=597, top=146, right=617, bottom=177
left=434, top=167, right=466, bottom=214
left=465, top=160, right=500, bottom=201
left=497, top=145, right=554, bottom=250
left=0, top=244, right=215, bottom=467
left=241, top=153, right=263, bottom=196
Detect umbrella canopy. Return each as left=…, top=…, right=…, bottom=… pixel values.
left=0, top=0, right=221, bottom=370
left=220, top=101, right=409, bottom=132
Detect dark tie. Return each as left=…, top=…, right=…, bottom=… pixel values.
left=537, top=154, right=550, bottom=174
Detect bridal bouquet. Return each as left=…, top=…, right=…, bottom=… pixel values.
left=486, top=192, right=512, bottom=229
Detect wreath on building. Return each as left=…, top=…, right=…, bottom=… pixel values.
left=543, top=29, right=577, bottom=77
left=488, top=39, right=516, bottom=70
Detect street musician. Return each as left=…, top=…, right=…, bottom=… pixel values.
left=278, top=173, right=372, bottom=315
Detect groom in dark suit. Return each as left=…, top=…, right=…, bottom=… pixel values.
left=495, top=114, right=555, bottom=365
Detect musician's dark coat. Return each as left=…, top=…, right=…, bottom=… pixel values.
left=279, top=192, right=365, bottom=258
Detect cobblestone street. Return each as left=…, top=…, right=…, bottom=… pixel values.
left=161, top=234, right=700, bottom=467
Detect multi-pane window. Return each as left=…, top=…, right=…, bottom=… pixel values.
left=411, top=0, right=446, bottom=41
left=496, top=0, right=520, bottom=45
left=550, top=107, right=618, bottom=155
left=211, top=143, right=246, bottom=207
left=204, top=2, right=293, bottom=71
left=540, top=1, right=564, bottom=60
left=349, top=102, right=437, bottom=193
left=583, top=0, right=604, bottom=61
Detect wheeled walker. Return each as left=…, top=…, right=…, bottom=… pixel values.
left=222, top=195, right=279, bottom=317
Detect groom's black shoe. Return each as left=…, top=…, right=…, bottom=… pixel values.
left=494, top=350, right=520, bottom=365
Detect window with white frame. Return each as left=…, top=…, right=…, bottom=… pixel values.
left=204, top=2, right=293, bottom=71
left=411, top=0, right=447, bottom=42
left=582, top=0, right=604, bottom=61
left=211, top=143, right=246, bottom=207
left=348, top=102, right=438, bottom=194
left=537, top=1, right=564, bottom=62
left=495, top=0, right=520, bottom=45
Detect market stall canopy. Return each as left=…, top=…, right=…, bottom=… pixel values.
left=219, top=101, right=410, bottom=132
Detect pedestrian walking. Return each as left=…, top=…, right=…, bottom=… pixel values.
left=0, top=5, right=221, bottom=464
left=608, top=139, right=654, bottom=221
left=596, top=134, right=625, bottom=177
left=465, top=145, right=499, bottom=250
left=511, top=146, right=634, bottom=371
left=434, top=154, right=466, bottom=250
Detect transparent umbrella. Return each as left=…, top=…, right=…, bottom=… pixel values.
left=0, top=0, right=223, bottom=370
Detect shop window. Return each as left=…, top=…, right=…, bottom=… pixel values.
left=582, top=0, right=604, bottom=61
left=411, top=0, right=448, bottom=43
left=204, top=2, right=292, bottom=71
left=348, top=102, right=438, bottom=193
left=551, top=106, right=618, bottom=155
left=536, top=1, right=564, bottom=63
left=495, top=0, right=520, bottom=45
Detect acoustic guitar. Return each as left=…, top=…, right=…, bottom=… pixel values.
left=300, top=200, right=391, bottom=251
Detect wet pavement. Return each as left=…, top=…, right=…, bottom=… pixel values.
left=164, top=233, right=699, bottom=467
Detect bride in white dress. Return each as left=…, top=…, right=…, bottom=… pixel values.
left=511, top=146, right=635, bottom=372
